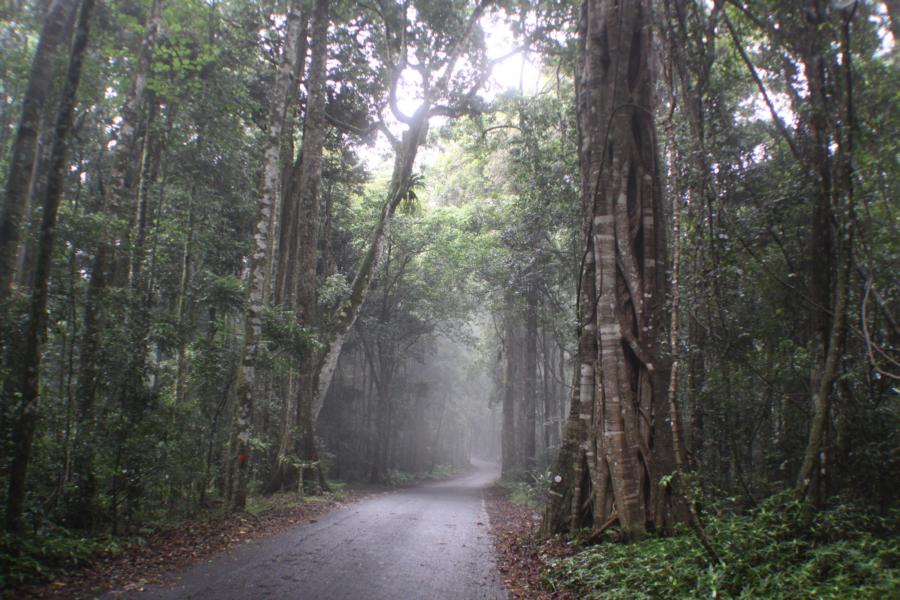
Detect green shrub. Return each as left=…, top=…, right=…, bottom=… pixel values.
left=0, top=529, right=121, bottom=590
left=544, top=495, right=899, bottom=599
left=385, top=469, right=416, bottom=486
left=426, top=464, right=459, bottom=479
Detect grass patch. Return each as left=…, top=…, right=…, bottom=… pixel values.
left=424, top=464, right=461, bottom=480
left=497, top=479, right=543, bottom=510
left=246, top=484, right=347, bottom=515
left=544, top=494, right=899, bottom=599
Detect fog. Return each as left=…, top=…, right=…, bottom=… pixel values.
left=318, top=320, right=503, bottom=483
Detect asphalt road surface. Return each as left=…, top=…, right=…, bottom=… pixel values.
left=117, top=460, right=508, bottom=599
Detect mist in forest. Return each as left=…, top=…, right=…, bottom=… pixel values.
left=319, top=320, right=503, bottom=483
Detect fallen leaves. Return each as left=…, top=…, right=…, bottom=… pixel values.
left=21, top=490, right=370, bottom=599
left=483, top=485, right=577, bottom=600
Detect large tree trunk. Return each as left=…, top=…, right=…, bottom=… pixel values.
left=546, top=0, right=669, bottom=541
left=289, top=0, right=329, bottom=493
left=5, top=0, right=93, bottom=533
left=231, top=0, right=304, bottom=511
left=0, top=0, right=78, bottom=308
left=272, top=11, right=310, bottom=307
left=264, top=0, right=329, bottom=494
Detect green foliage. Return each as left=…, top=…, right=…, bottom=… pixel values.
left=384, top=469, right=417, bottom=486
left=0, top=529, right=121, bottom=590
left=499, top=472, right=552, bottom=510
left=544, top=495, right=900, bottom=599
left=196, top=271, right=246, bottom=315
left=318, top=273, right=350, bottom=312
left=245, top=486, right=346, bottom=516
left=262, top=307, right=323, bottom=359
left=425, top=464, right=459, bottom=480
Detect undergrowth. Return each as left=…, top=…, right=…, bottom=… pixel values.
left=384, top=464, right=462, bottom=485
left=544, top=494, right=899, bottom=599
left=501, top=470, right=553, bottom=510
left=246, top=484, right=347, bottom=515
left=0, top=485, right=351, bottom=592
left=0, top=529, right=121, bottom=591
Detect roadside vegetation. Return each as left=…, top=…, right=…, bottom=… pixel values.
left=545, top=496, right=899, bottom=599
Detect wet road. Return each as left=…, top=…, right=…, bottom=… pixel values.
left=119, top=461, right=507, bottom=599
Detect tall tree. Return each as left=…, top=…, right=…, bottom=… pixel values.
left=65, top=0, right=164, bottom=529
left=0, top=0, right=78, bottom=308
left=4, top=0, right=94, bottom=533
left=231, top=0, right=304, bottom=511
left=266, top=0, right=330, bottom=493
left=282, top=0, right=507, bottom=488
left=547, top=0, right=672, bottom=539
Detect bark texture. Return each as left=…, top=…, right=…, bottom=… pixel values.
left=546, top=0, right=672, bottom=540
left=5, top=0, right=93, bottom=533
left=266, top=0, right=330, bottom=494
left=231, top=0, right=304, bottom=510
left=0, top=0, right=78, bottom=306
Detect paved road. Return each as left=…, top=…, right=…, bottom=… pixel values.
left=118, top=461, right=507, bottom=599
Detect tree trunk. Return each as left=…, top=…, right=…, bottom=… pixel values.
left=264, top=0, right=329, bottom=494
left=541, top=327, right=556, bottom=452
left=5, top=0, right=93, bottom=533
left=312, top=113, right=428, bottom=422
left=0, top=0, right=78, bottom=307
left=501, top=289, right=527, bottom=479
left=291, top=0, right=330, bottom=491
left=231, top=0, right=303, bottom=511
left=545, top=0, right=668, bottom=540
left=65, top=0, right=162, bottom=527
left=524, top=283, right=537, bottom=471
left=173, top=186, right=195, bottom=406
left=272, top=11, right=310, bottom=307
left=796, top=5, right=856, bottom=501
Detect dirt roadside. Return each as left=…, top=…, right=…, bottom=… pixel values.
left=483, top=485, right=577, bottom=600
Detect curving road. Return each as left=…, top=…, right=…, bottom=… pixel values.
left=117, top=460, right=507, bottom=599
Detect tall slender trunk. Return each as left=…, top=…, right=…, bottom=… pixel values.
left=66, top=0, right=162, bottom=527
left=5, top=0, right=93, bottom=533
left=666, top=123, right=720, bottom=561
left=541, top=327, right=555, bottom=451
left=796, top=6, right=856, bottom=500
left=802, top=7, right=835, bottom=501
left=265, top=0, right=330, bottom=493
left=231, top=0, right=303, bottom=511
left=0, top=0, right=78, bottom=307
left=524, top=283, right=537, bottom=471
left=272, top=12, right=310, bottom=307
left=291, top=0, right=330, bottom=491
left=501, top=289, right=522, bottom=479
left=322, top=178, right=335, bottom=277
left=173, top=186, right=195, bottom=406
left=312, top=114, right=428, bottom=422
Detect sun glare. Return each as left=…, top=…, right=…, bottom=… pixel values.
left=483, top=13, right=542, bottom=96
left=359, top=12, right=542, bottom=171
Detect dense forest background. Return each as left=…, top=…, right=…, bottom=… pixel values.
left=0, top=0, right=897, bottom=596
